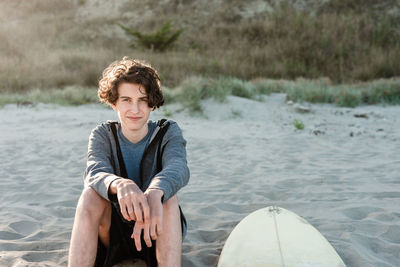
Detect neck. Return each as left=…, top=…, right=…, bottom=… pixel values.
left=121, top=122, right=149, bottom=144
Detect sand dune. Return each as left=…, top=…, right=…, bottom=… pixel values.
left=0, top=94, right=399, bottom=266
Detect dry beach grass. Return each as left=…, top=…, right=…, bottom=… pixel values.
left=1, top=0, right=400, bottom=92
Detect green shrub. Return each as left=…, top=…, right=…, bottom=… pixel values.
left=118, top=21, right=183, bottom=52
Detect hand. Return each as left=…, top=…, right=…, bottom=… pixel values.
left=131, top=220, right=151, bottom=251
left=114, top=179, right=150, bottom=223
left=130, top=189, right=164, bottom=251
left=145, top=189, right=164, bottom=241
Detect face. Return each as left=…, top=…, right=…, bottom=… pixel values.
left=112, top=82, right=153, bottom=138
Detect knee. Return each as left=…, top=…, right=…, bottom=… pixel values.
left=76, top=187, right=108, bottom=220
left=163, top=194, right=179, bottom=211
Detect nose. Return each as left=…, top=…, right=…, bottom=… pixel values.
left=130, top=101, right=140, bottom=113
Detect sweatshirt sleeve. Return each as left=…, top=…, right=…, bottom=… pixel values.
left=84, top=124, right=121, bottom=201
left=147, top=122, right=190, bottom=202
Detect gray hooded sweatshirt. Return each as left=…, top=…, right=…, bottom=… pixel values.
left=84, top=119, right=190, bottom=204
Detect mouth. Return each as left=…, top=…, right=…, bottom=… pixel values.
left=127, top=116, right=142, bottom=122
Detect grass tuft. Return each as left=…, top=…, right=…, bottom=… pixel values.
left=231, top=109, right=242, bottom=118
left=222, top=78, right=256, bottom=99
left=176, top=76, right=263, bottom=113
left=293, top=119, right=305, bottom=130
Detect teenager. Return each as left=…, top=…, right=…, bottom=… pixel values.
left=68, top=57, right=189, bottom=267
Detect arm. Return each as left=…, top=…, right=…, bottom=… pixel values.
left=84, top=124, right=121, bottom=201
left=84, top=124, right=149, bottom=224
left=147, top=122, right=190, bottom=203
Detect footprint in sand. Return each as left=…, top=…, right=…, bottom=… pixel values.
left=196, top=229, right=227, bottom=243
left=380, top=225, right=400, bottom=244
left=0, top=231, right=24, bottom=240
left=341, top=206, right=383, bottom=220
left=9, top=220, right=40, bottom=237
left=21, top=251, right=60, bottom=263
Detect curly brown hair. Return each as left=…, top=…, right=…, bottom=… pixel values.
left=98, top=57, right=164, bottom=108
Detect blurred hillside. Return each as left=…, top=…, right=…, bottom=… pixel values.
left=1, top=0, right=400, bottom=92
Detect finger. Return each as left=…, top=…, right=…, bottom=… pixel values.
left=156, top=218, right=163, bottom=236
left=134, top=233, right=142, bottom=251
left=126, top=203, right=135, bottom=221
left=132, top=224, right=142, bottom=251
left=133, top=200, right=143, bottom=223
left=150, top=221, right=157, bottom=240
left=141, top=200, right=150, bottom=224
left=119, top=202, right=130, bottom=221
left=143, top=223, right=152, bottom=248
left=131, top=212, right=137, bottom=221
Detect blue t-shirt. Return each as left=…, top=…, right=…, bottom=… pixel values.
left=117, top=121, right=157, bottom=187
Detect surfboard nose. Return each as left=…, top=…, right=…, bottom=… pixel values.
left=218, top=206, right=346, bottom=267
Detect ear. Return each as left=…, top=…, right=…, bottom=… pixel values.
left=111, top=103, right=117, bottom=111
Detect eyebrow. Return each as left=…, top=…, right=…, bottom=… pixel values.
left=119, top=96, right=148, bottom=100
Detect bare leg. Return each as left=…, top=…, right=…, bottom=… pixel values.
left=156, top=195, right=182, bottom=267
left=68, top=187, right=111, bottom=267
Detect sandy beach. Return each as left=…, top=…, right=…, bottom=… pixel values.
left=0, top=94, right=399, bottom=266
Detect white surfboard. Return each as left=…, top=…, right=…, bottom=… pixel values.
left=218, top=206, right=346, bottom=267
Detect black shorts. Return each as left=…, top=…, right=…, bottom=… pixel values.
left=94, top=201, right=186, bottom=267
